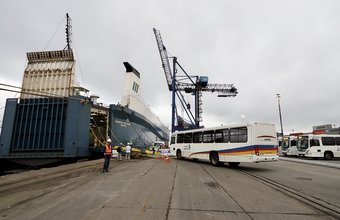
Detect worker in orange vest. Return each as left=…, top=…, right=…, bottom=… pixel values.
left=103, top=138, right=112, bottom=173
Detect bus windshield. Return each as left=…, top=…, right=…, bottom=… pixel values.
left=297, top=138, right=309, bottom=150
left=281, top=140, right=289, bottom=150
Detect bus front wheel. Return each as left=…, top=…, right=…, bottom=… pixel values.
left=324, top=152, right=333, bottom=160
left=176, top=150, right=183, bottom=160
left=210, top=152, right=221, bottom=166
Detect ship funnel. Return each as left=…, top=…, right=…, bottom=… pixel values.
left=90, top=94, right=100, bottom=105
left=121, top=62, right=141, bottom=109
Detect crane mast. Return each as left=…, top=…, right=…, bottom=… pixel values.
left=64, top=13, right=72, bottom=51
left=153, top=28, right=238, bottom=132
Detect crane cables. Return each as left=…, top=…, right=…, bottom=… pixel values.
left=90, top=115, right=106, bottom=144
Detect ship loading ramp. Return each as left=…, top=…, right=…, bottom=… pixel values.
left=88, top=97, right=110, bottom=153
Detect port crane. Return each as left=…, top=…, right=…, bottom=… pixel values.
left=153, top=28, right=238, bottom=132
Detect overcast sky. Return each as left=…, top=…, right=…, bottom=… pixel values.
left=1, top=0, right=339, bottom=135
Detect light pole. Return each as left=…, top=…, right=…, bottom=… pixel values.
left=276, top=94, right=284, bottom=137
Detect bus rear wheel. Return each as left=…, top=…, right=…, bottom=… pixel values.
left=176, top=150, right=183, bottom=160
left=324, top=152, right=333, bottom=160
left=210, top=152, right=222, bottom=166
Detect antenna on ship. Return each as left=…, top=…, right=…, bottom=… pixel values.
left=64, top=13, right=72, bottom=51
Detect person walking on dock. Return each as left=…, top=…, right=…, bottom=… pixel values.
left=125, top=143, right=131, bottom=162
left=117, top=143, right=122, bottom=161
left=103, top=139, right=112, bottom=172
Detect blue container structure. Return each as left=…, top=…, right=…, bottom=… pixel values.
left=0, top=96, right=92, bottom=166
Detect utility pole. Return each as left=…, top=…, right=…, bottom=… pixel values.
left=276, top=94, right=284, bottom=137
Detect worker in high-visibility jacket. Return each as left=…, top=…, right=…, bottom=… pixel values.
left=102, top=138, right=112, bottom=173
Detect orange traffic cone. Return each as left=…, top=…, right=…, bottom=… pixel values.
left=156, top=154, right=159, bottom=159
left=165, top=154, right=169, bottom=163
left=162, top=154, right=164, bottom=160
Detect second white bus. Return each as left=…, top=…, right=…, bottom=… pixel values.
left=297, top=134, right=340, bottom=160
left=170, top=122, right=279, bottom=167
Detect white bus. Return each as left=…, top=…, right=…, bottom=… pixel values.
left=281, top=136, right=289, bottom=156
left=297, top=134, right=340, bottom=160
left=277, top=137, right=283, bottom=155
left=170, top=122, right=279, bottom=167
left=281, top=136, right=298, bottom=156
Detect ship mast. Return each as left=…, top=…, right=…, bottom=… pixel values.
left=64, top=13, right=72, bottom=51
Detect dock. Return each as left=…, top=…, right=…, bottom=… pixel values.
left=1, top=156, right=339, bottom=220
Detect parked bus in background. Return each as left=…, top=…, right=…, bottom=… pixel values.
left=169, top=122, right=279, bottom=167
left=286, top=136, right=298, bottom=156
left=278, top=137, right=282, bottom=155
left=281, top=133, right=304, bottom=156
left=281, top=136, right=297, bottom=156
left=297, top=134, right=340, bottom=159
left=281, top=136, right=290, bottom=156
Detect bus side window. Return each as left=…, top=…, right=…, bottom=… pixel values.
left=335, top=137, right=340, bottom=146
left=193, top=132, right=202, bottom=143
left=291, top=140, right=297, bottom=146
left=184, top=133, right=192, bottom=143
left=203, top=130, right=214, bottom=143
left=177, top=134, right=184, bottom=143
left=215, top=129, right=229, bottom=143
left=310, top=139, right=320, bottom=147
left=321, top=137, right=335, bottom=146
left=230, top=127, right=247, bottom=143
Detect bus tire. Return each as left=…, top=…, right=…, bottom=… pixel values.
left=324, top=152, right=333, bottom=160
left=210, top=152, right=220, bottom=166
left=176, top=150, right=183, bottom=160
left=228, top=162, right=240, bottom=167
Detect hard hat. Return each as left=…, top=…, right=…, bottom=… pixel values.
left=107, top=139, right=111, bottom=143
left=120, top=143, right=122, bottom=145
left=127, top=142, right=129, bottom=145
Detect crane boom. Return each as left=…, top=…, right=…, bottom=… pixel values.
left=153, top=28, right=173, bottom=90
left=176, top=83, right=237, bottom=95
left=153, top=28, right=238, bottom=132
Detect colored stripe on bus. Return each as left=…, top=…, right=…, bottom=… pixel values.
left=188, top=145, right=277, bottom=157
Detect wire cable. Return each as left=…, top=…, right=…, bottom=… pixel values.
left=43, top=15, right=66, bottom=51
left=72, top=33, right=86, bottom=88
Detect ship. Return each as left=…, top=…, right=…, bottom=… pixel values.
left=0, top=14, right=169, bottom=166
